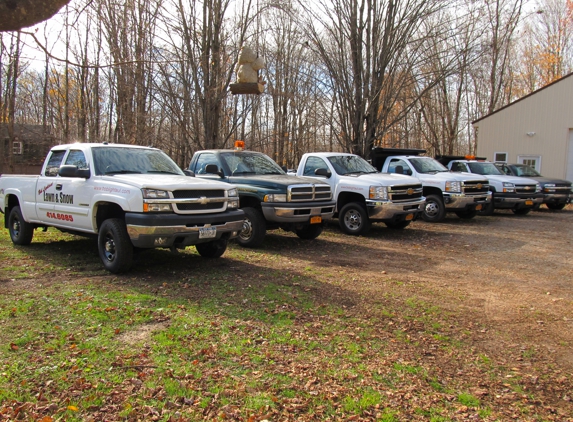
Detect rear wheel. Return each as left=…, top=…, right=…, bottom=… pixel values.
left=196, top=238, right=228, bottom=258
left=8, top=206, right=34, bottom=245
left=455, top=209, right=477, bottom=219
left=421, top=194, right=446, bottom=222
left=339, top=202, right=371, bottom=235
left=546, top=203, right=566, bottom=210
left=385, top=221, right=411, bottom=229
left=236, top=207, right=266, bottom=247
left=513, top=208, right=531, bottom=215
left=295, top=223, right=323, bottom=240
left=98, top=218, right=133, bottom=273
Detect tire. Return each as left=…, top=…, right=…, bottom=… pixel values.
left=455, top=209, right=477, bottom=219
left=477, top=196, right=495, bottom=216
left=338, top=202, right=371, bottom=235
left=385, top=221, right=411, bottom=229
left=546, top=203, right=566, bottom=210
left=196, top=238, right=227, bottom=258
left=295, top=223, right=323, bottom=240
left=8, top=206, right=34, bottom=245
left=513, top=208, right=531, bottom=215
left=236, top=207, right=266, bottom=247
left=421, top=194, right=446, bottom=222
left=98, top=218, right=133, bottom=273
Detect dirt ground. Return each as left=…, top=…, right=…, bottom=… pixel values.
left=316, top=204, right=573, bottom=371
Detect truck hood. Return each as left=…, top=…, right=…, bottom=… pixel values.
left=340, top=172, right=421, bottom=186
left=484, top=174, right=538, bottom=185
left=418, top=171, right=488, bottom=183
left=229, top=174, right=328, bottom=189
left=518, top=176, right=571, bottom=187
left=100, top=174, right=235, bottom=190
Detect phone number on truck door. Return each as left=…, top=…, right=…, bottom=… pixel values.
left=46, top=212, right=74, bottom=222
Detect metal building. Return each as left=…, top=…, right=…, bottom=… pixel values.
left=473, top=72, right=573, bottom=180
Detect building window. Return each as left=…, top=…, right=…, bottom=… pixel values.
left=494, top=152, right=507, bottom=162
left=517, top=155, right=541, bottom=172
left=13, top=141, right=23, bottom=155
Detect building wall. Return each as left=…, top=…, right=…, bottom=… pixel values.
left=474, top=74, right=573, bottom=179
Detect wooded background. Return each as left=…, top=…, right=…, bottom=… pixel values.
left=1, top=0, right=572, bottom=169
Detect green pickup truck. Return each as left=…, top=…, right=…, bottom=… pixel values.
left=189, top=145, right=336, bottom=247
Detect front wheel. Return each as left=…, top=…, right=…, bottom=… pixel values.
left=8, top=206, right=34, bottom=245
left=455, top=209, right=477, bottom=219
left=98, top=218, right=133, bottom=273
left=477, top=197, right=495, bottom=216
left=421, top=194, right=446, bottom=222
left=295, top=223, right=323, bottom=240
left=513, top=208, right=531, bottom=215
left=339, top=202, right=371, bottom=235
left=385, top=221, right=411, bottom=229
left=236, top=207, right=266, bottom=247
left=546, top=203, right=566, bottom=210
left=196, top=238, right=228, bottom=258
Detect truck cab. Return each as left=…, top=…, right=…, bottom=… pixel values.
left=189, top=142, right=336, bottom=247
left=437, top=156, right=543, bottom=215
left=371, top=148, right=491, bottom=222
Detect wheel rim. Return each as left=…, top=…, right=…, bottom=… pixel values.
left=425, top=201, right=440, bottom=217
left=12, top=218, right=21, bottom=237
left=103, top=233, right=116, bottom=262
left=344, top=209, right=362, bottom=231
left=239, top=218, right=253, bottom=241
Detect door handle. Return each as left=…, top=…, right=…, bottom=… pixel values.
left=56, top=184, right=63, bottom=191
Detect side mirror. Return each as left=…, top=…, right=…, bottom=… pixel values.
left=183, top=169, right=195, bottom=177
left=315, top=168, right=331, bottom=178
left=59, top=165, right=90, bottom=179
left=205, top=164, right=223, bottom=177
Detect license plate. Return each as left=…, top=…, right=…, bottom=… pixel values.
left=475, top=204, right=483, bottom=210
left=310, top=216, right=322, bottom=224
left=405, top=213, right=414, bottom=221
left=525, top=200, right=533, bottom=206
left=199, top=227, right=217, bottom=239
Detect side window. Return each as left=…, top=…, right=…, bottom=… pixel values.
left=303, top=156, right=328, bottom=176
left=65, top=150, right=88, bottom=169
left=193, top=153, right=218, bottom=174
left=44, top=150, right=66, bottom=177
left=494, top=152, right=507, bottom=163
left=388, top=158, right=412, bottom=175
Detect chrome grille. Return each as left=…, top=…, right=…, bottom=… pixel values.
left=462, top=180, right=489, bottom=195
left=288, top=184, right=332, bottom=202
left=171, top=189, right=227, bottom=213
left=389, top=184, right=423, bottom=202
left=515, top=184, right=538, bottom=194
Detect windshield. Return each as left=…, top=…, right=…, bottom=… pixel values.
left=92, top=147, right=184, bottom=176
left=467, top=162, right=503, bottom=175
left=327, top=155, right=378, bottom=175
left=221, top=152, right=285, bottom=175
left=512, top=165, right=541, bottom=177
left=409, top=157, right=448, bottom=173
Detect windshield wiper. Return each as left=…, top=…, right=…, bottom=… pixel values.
left=232, top=171, right=257, bottom=175
left=146, top=170, right=181, bottom=175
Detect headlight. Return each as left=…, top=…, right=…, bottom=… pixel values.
left=264, top=194, right=287, bottom=202
left=502, top=182, right=515, bottom=193
left=369, top=186, right=388, bottom=200
left=144, top=203, right=172, bottom=212
left=445, top=181, right=461, bottom=192
left=536, top=183, right=541, bottom=193
left=543, top=183, right=555, bottom=192
left=228, top=188, right=238, bottom=197
left=227, top=189, right=239, bottom=209
left=142, top=189, right=169, bottom=199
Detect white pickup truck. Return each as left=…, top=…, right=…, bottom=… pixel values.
left=0, top=143, right=245, bottom=273
left=371, top=148, right=491, bottom=222
left=295, top=152, right=425, bottom=235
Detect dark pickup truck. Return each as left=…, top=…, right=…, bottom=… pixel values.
left=189, top=144, right=336, bottom=247
left=494, top=163, right=572, bottom=210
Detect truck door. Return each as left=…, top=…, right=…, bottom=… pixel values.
left=52, top=149, right=93, bottom=231
left=301, top=156, right=336, bottom=188
left=36, top=149, right=66, bottom=221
